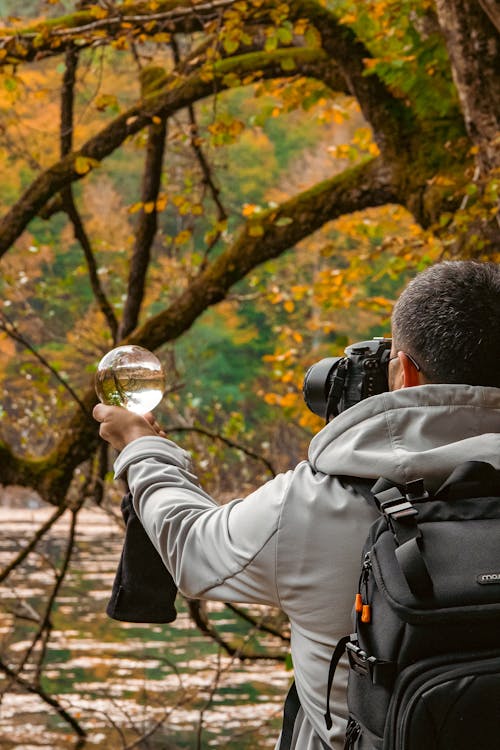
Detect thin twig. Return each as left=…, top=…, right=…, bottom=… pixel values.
left=165, top=424, right=277, bottom=476
left=0, top=504, right=67, bottom=584
left=0, top=312, right=90, bottom=417
left=0, top=655, right=87, bottom=738
left=225, top=602, right=290, bottom=643
left=33, top=507, right=81, bottom=684
left=186, top=598, right=286, bottom=661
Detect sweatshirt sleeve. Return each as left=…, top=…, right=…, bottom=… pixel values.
left=114, top=436, right=292, bottom=607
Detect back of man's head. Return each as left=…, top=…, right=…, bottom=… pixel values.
left=392, top=260, right=500, bottom=387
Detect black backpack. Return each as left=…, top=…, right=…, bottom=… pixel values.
left=280, top=460, right=500, bottom=750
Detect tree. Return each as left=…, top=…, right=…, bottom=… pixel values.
left=0, top=0, right=497, bottom=503
left=0, top=0, right=498, bottom=743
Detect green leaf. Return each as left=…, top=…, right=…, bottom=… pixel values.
left=277, top=27, right=293, bottom=45
left=280, top=57, right=296, bottom=72
left=223, top=37, right=240, bottom=54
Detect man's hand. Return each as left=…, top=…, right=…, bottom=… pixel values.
left=93, top=404, right=165, bottom=451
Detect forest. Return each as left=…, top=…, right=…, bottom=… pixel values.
left=0, top=0, right=498, bottom=747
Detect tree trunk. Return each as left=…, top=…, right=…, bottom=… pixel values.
left=435, top=0, right=500, bottom=172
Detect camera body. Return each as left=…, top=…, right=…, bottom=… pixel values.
left=302, top=338, right=392, bottom=421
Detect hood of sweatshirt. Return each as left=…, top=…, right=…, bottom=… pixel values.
left=308, top=383, right=500, bottom=492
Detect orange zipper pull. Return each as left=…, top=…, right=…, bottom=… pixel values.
left=361, top=604, right=371, bottom=623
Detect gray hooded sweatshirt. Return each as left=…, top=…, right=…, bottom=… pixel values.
left=114, top=383, right=500, bottom=749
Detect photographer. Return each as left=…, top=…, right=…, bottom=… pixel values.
left=94, top=260, right=500, bottom=750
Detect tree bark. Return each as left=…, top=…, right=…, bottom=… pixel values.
left=435, top=0, right=500, bottom=172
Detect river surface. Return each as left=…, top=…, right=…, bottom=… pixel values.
left=0, top=507, right=290, bottom=749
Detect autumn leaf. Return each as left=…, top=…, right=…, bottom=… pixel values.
left=74, top=155, right=100, bottom=175
left=242, top=203, right=259, bottom=217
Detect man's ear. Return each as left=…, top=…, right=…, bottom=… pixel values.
left=398, top=351, right=422, bottom=388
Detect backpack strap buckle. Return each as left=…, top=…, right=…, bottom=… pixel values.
left=346, top=642, right=396, bottom=686
left=375, top=486, right=420, bottom=534
left=346, top=641, right=378, bottom=677
left=383, top=499, right=419, bottom=520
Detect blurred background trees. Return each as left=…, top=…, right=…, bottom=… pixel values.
left=0, top=0, right=498, bottom=746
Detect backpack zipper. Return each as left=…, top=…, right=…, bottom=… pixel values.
left=355, top=552, right=372, bottom=624
left=343, top=717, right=361, bottom=749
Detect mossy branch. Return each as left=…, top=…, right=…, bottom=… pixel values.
left=0, top=0, right=234, bottom=64
left=0, top=46, right=333, bottom=258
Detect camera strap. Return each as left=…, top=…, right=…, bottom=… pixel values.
left=325, top=358, right=350, bottom=422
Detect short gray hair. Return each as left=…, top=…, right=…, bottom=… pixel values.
left=392, top=261, right=500, bottom=386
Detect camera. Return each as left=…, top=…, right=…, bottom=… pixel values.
left=302, top=338, right=392, bottom=421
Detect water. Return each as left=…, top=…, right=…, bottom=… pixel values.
left=95, top=346, right=166, bottom=414
left=95, top=365, right=165, bottom=414
left=0, top=508, right=289, bottom=749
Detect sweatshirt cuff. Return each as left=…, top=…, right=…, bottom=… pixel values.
left=114, top=436, right=192, bottom=479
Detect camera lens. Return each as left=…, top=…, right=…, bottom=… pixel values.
left=302, top=357, right=343, bottom=418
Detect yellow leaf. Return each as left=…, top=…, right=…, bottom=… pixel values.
left=174, top=229, right=192, bottom=245
left=283, top=300, right=295, bottom=313
left=281, top=393, right=297, bottom=407
left=144, top=201, right=155, bottom=213
left=74, top=155, right=99, bottom=175
left=153, top=32, right=171, bottom=43
left=155, top=195, right=168, bottom=211
left=264, top=392, right=279, bottom=405
left=128, top=202, right=143, bottom=214
left=90, top=5, right=108, bottom=19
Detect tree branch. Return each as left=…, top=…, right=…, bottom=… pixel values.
left=0, top=0, right=235, bottom=65
left=119, top=94, right=168, bottom=339
left=224, top=602, right=290, bottom=643
left=171, top=36, right=227, bottom=230
left=0, top=655, right=86, bottom=738
left=0, top=156, right=395, bottom=501
left=0, top=311, right=90, bottom=417
left=166, top=424, right=276, bottom=476
left=289, top=0, right=416, bottom=159
left=0, top=505, right=67, bottom=584
left=127, top=157, right=395, bottom=350
left=0, top=46, right=334, bottom=258
left=186, top=598, right=286, bottom=661
left=63, top=194, right=120, bottom=340
left=59, top=45, right=119, bottom=340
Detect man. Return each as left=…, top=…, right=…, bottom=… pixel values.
left=94, top=260, right=500, bottom=749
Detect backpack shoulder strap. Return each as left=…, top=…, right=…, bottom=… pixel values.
left=339, top=475, right=435, bottom=598
left=279, top=679, right=331, bottom=750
